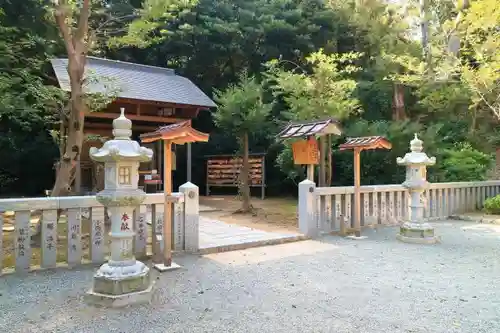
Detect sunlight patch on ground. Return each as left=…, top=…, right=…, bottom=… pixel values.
left=461, top=224, right=500, bottom=233
left=204, top=240, right=339, bottom=266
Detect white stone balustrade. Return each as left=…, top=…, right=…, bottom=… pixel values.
left=298, top=180, right=500, bottom=237
left=0, top=190, right=198, bottom=276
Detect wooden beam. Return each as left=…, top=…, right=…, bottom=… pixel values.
left=327, top=134, right=332, bottom=185
left=319, top=136, right=326, bottom=187
left=137, top=104, right=141, bottom=116
left=187, top=142, right=192, bottom=182
left=85, top=112, right=183, bottom=123
left=353, top=148, right=361, bottom=237
left=163, top=140, right=173, bottom=267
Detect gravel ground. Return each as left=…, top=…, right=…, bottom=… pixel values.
left=1, top=220, right=500, bottom=333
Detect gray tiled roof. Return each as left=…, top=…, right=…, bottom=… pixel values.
left=50, top=56, right=216, bottom=108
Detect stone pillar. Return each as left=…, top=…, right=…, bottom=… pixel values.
left=396, top=134, right=438, bottom=244
left=85, top=108, right=155, bottom=308
left=298, top=179, right=318, bottom=237
left=180, top=182, right=199, bottom=252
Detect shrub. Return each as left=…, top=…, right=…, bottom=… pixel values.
left=439, top=143, right=493, bottom=182
left=483, top=195, right=500, bottom=215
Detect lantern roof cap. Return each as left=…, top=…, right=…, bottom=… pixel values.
left=397, top=134, right=436, bottom=166
left=90, top=109, right=153, bottom=163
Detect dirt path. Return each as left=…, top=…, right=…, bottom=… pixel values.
left=200, top=195, right=299, bottom=233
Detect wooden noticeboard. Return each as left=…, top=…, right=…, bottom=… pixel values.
left=206, top=154, right=266, bottom=199
left=291, top=137, right=319, bottom=165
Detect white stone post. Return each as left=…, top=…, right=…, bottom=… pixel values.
left=86, top=108, right=155, bottom=307
left=396, top=134, right=438, bottom=244
left=298, top=179, right=318, bottom=237
left=180, top=182, right=199, bottom=252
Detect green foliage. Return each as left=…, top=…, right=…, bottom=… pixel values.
left=0, top=1, right=62, bottom=196
left=439, top=143, right=493, bottom=182
left=267, top=50, right=361, bottom=121
left=107, top=0, right=350, bottom=92
left=214, top=73, right=273, bottom=138
left=108, top=0, right=200, bottom=48
left=275, top=143, right=304, bottom=183
left=483, top=195, right=500, bottom=215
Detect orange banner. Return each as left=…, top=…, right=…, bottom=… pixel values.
left=292, top=138, right=319, bottom=165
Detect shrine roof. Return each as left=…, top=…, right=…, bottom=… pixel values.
left=339, top=136, right=392, bottom=150
left=139, top=121, right=209, bottom=144
left=277, top=118, right=342, bottom=139
left=51, top=57, right=216, bottom=108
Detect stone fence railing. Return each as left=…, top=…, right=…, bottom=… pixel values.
left=299, top=180, right=500, bottom=237
left=0, top=182, right=199, bottom=275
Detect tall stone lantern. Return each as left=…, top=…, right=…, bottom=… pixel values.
left=86, top=108, right=155, bottom=307
left=396, top=134, right=438, bottom=244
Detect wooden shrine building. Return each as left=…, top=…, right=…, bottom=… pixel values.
left=51, top=56, right=216, bottom=193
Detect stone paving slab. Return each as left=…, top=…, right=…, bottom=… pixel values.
left=198, top=217, right=306, bottom=254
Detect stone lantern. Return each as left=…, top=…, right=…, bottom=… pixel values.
left=396, top=134, right=438, bottom=244
left=86, top=108, right=155, bottom=307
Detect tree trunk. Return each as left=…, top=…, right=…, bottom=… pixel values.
left=420, top=0, right=431, bottom=68
left=240, top=132, right=252, bottom=212
left=51, top=58, right=86, bottom=196
left=51, top=0, right=90, bottom=196
left=393, top=83, right=406, bottom=121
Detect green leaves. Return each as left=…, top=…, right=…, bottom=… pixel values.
left=267, top=49, right=361, bottom=121
left=439, top=143, right=493, bottom=182
left=0, top=0, right=62, bottom=195
left=214, top=73, right=273, bottom=136
left=108, top=0, right=199, bottom=47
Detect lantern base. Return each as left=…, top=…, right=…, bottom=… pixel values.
left=86, top=261, right=155, bottom=308
left=85, top=282, right=155, bottom=308
left=396, top=222, right=439, bottom=244
left=88, top=260, right=153, bottom=295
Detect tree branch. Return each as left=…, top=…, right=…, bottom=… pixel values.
left=73, top=0, right=91, bottom=61
left=54, top=1, right=76, bottom=57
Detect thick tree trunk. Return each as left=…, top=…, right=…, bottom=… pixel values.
left=51, top=81, right=85, bottom=196
left=240, top=132, right=252, bottom=212
left=51, top=0, right=90, bottom=196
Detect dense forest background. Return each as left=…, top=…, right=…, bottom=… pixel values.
left=0, top=0, right=498, bottom=197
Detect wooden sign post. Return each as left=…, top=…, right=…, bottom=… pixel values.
left=277, top=119, right=342, bottom=184
left=163, top=140, right=173, bottom=267
left=292, top=136, right=319, bottom=181
left=339, top=136, right=392, bottom=237
left=140, top=121, right=209, bottom=271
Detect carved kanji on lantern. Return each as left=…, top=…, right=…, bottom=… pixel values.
left=120, top=213, right=130, bottom=231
